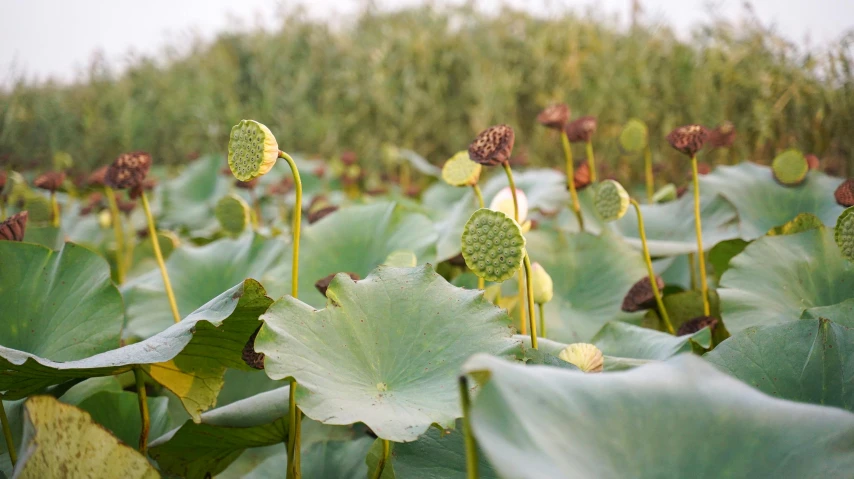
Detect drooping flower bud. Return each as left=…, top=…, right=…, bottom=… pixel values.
left=558, top=343, right=604, bottom=373
left=593, top=180, right=630, bottom=222
left=536, top=104, right=570, bottom=131
left=227, top=120, right=279, bottom=181
left=530, top=262, right=554, bottom=304
left=666, top=125, right=709, bottom=157
left=468, top=125, right=515, bottom=166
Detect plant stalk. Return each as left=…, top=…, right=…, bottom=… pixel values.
left=517, top=268, right=526, bottom=335
left=105, top=186, right=126, bottom=284
left=690, top=156, right=711, bottom=316
left=134, top=368, right=150, bottom=454
left=279, top=151, right=303, bottom=298
left=141, top=191, right=181, bottom=323
left=472, top=184, right=485, bottom=290
left=287, top=381, right=297, bottom=479
left=459, top=377, right=479, bottom=479
left=644, top=146, right=654, bottom=203
left=538, top=302, right=546, bottom=339
left=501, top=162, right=527, bottom=334
left=585, top=140, right=597, bottom=183
left=631, top=199, right=674, bottom=334
left=50, top=191, right=60, bottom=227
left=560, top=131, right=584, bottom=231
left=372, top=439, right=391, bottom=479
left=688, top=252, right=698, bottom=291
left=0, top=396, right=16, bottom=468
left=523, top=254, right=538, bottom=350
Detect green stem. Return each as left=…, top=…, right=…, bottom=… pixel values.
left=105, top=186, right=126, bottom=284
left=134, top=368, right=150, bottom=454
left=688, top=252, right=698, bottom=291
left=372, top=439, right=391, bottom=479
left=472, top=184, right=485, bottom=291
left=501, top=162, right=519, bottom=221
left=0, top=397, right=16, bottom=468
left=278, top=151, right=303, bottom=298
left=631, top=200, right=674, bottom=334
left=287, top=380, right=297, bottom=479
left=459, top=377, right=478, bottom=479
left=249, top=189, right=260, bottom=231
left=0, top=198, right=6, bottom=220
left=585, top=140, right=597, bottom=183
left=538, top=302, right=546, bottom=339
left=523, top=254, right=538, bottom=350
left=560, top=132, right=584, bottom=231
left=517, top=268, right=526, bottom=335
left=50, top=191, right=60, bottom=227
left=691, top=156, right=711, bottom=316
left=293, top=409, right=302, bottom=478
left=644, top=146, right=654, bottom=203
left=141, top=191, right=181, bottom=324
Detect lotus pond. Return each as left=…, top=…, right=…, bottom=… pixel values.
left=1, top=116, right=853, bottom=478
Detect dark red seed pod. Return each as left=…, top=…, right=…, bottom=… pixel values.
left=315, top=272, right=361, bottom=296
left=88, top=166, right=109, bottom=187
left=33, top=171, right=66, bottom=192
left=536, top=104, right=570, bottom=131
left=707, top=121, right=736, bottom=149
left=0, top=211, right=28, bottom=242
left=666, top=125, right=709, bottom=157
left=621, top=275, right=665, bottom=312
left=105, top=151, right=152, bottom=190
left=564, top=116, right=598, bottom=143
left=241, top=326, right=265, bottom=370
left=676, top=316, right=719, bottom=336
left=573, top=161, right=592, bottom=191
left=834, top=178, right=854, bottom=207
left=308, top=205, right=339, bottom=224
left=468, top=125, right=515, bottom=166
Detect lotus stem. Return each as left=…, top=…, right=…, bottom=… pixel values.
left=631, top=199, right=674, bottom=334
left=644, top=146, right=654, bottom=203
left=287, top=382, right=297, bottom=479
left=688, top=252, right=698, bottom=291
left=560, top=131, right=584, bottom=231
left=372, top=439, right=391, bottom=479
left=293, top=407, right=302, bottom=478
left=401, top=161, right=411, bottom=193
left=141, top=191, right=180, bottom=324
left=278, top=151, right=303, bottom=298
left=472, top=184, right=485, bottom=290
left=517, top=268, right=527, bottom=335
left=459, top=377, right=478, bottom=479
left=691, top=156, right=711, bottom=316
left=0, top=396, right=16, bottom=467
left=134, top=368, right=150, bottom=454
left=105, top=186, right=126, bottom=284
left=501, top=162, right=519, bottom=221
left=523, top=254, right=538, bottom=350
left=249, top=189, right=260, bottom=230
left=0, top=198, right=6, bottom=220
left=49, top=191, right=60, bottom=227
left=585, top=140, right=597, bottom=183
left=538, top=303, right=546, bottom=339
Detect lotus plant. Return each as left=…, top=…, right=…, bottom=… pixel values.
left=558, top=343, right=604, bottom=373
left=90, top=166, right=128, bottom=283
left=32, top=171, right=65, bottom=227
left=619, top=119, right=653, bottom=202
left=442, top=151, right=485, bottom=288
left=537, top=104, right=584, bottom=230
left=530, top=262, right=554, bottom=338
left=490, top=187, right=530, bottom=334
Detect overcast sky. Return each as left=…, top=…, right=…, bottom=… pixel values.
left=1, top=0, right=852, bottom=85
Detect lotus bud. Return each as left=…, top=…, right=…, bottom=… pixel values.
left=558, top=343, right=604, bottom=373
left=564, top=116, right=597, bottom=143
left=619, top=119, right=648, bottom=153
left=593, top=180, right=630, bottom=222
left=33, top=171, right=66, bottom=192
left=621, top=275, right=665, bottom=312
left=228, top=120, right=279, bottom=181
left=461, top=208, right=526, bottom=282
left=835, top=206, right=854, bottom=262
left=490, top=187, right=528, bottom=225
left=442, top=151, right=482, bottom=187
left=771, top=149, right=808, bottom=186
left=666, top=125, right=709, bottom=157
left=0, top=211, right=28, bottom=242
left=215, top=193, right=250, bottom=236
left=676, top=316, right=719, bottom=336
left=105, top=151, right=152, bottom=190
left=315, top=272, right=361, bottom=296
left=97, top=210, right=112, bottom=228
left=536, top=104, right=570, bottom=131
left=468, top=124, right=515, bottom=166
left=834, top=179, right=854, bottom=207
left=530, top=262, right=553, bottom=304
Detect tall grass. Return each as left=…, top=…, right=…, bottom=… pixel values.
left=0, top=5, right=851, bottom=178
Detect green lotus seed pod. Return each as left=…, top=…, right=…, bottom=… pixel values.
left=441, top=151, right=482, bottom=187
left=460, top=208, right=526, bottom=283
left=594, top=180, right=630, bottom=222
left=771, top=149, right=808, bottom=186
left=619, top=119, right=648, bottom=153
left=215, top=193, right=250, bottom=236
left=384, top=249, right=417, bottom=267
left=228, top=119, right=279, bottom=181
left=766, top=213, right=823, bottom=236
left=558, top=343, right=604, bottom=373
left=835, top=206, right=854, bottom=262
left=651, top=184, right=677, bottom=203
left=530, top=262, right=553, bottom=304
left=24, top=194, right=52, bottom=224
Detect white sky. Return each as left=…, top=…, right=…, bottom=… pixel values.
left=0, top=0, right=852, bottom=85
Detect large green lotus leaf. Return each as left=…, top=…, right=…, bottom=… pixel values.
left=719, top=227, right=854, bottom=334
left=159, top=155, right=231, bottom=233
left=231, top=437, right=374, bottom=479
left=0, top=278, right=272, bottom=421
left=21, top=225, right=63, bottom=250
left=122, top=232, right=285, bottom=338
left=701, top=162, right=846, bottom=239
left=256, top=265, right=520, bottom=442
left=390, top=421, right=500, bottom=478
left=525, top=229, right=647, bottom=343
left=76, top=390, right=172, bottom=449
left=263, top=202, right=437, bottom=307
left=13, top=396, right=159, bottom=478
left=463, top=354, right=854, bottom=478
left=706, top=319, right=854, bottom=412
left=800, top=299, right=854, bottom=326
left=479, top=169, right=569, bottom=216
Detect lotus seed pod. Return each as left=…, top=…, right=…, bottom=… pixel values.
left=441, top=151, right=483, bottom=187
left=558, top=343, right=604, bottom=373
left=87, top=166, right=108, bottom=187
left=573, top=161, right=592, bottom=191
left=242, top=326, right=265, bottom=370
left=468, top=124, right=515, bottom=166
left=489, top=187, right=528, bottom=224
left=0, top=211, right=28, bottom=242
left=593, top=180, right=630, bottom=222
left=215, top=193, right=250, bottom=236
left=536, top=104, right=570, bottom=131
left=98, top=210, right=112, bottom=228
left=652, top=184, right=678, bottom=203
left=805, top=154, right=820, bottom=170
left=619, top=119, right=648, bottom=153
left=835, top=206, right=854, bottom=262
left=666, top=124, right=709, bottom=157
left=564, top=116, right=598, bottom=143
left=228, top=120, right=279, bottom=182
left=766, top=213, right=823, bottom=236
left=307, top=205, right=339, bottom=224
left=315, top=272, right=361, bottom=296
left=707, top=121, right=736, bottom=149
left=530, top=262, right=554, bottom=304
left=105, top=151, right=152, bottom=190
left=621, top=275, right=665, bottom=312
left=771, top=149, right=809, bottom=186
left=460, top=208, right=527, bottom=283
left=384, top=250, right=417, bottom=267
left=33, top=171, right=66, bottom=192
left=676, top=316, right=719, bottom=336
left=24, top=194, right=52, bottom=224
left=834, top=179, right=854, bottom=207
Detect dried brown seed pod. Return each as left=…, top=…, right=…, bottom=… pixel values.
left=315, top=272, right=360, bottom=296
left=235, top=177, right=259, bottom=190
left=33, top=171, right=66, bottom=192
left=88, top=166, right=109, bottom=187
left=129, top=178, right=157, bottom=200
left=835, top=179, right=854, bottom=207
left=341, top=150, right=358, bottom=166
left=666, top=125, right=709, bottom=157
left=241, top=326, right=265, bottom=370
left=564, top=116, right=598, bottom=143
left=308, top=205, right=339, bottom=224
left=536, top=104, right=570, bottom=130
left=117, top=199, right=137, bottom=215
left=573, top=161, right=592, bottom=191
left=805, top=154, right=820, bottom=170
left=468, top=124, right=515, bottom=166
left=621, top=275, right=665, bottom=312
left=0, top=211, right=28, bottom=241
left=707, top=121, right=736, bottom=149
left=676, top=316, right=719, bottom=336
left=105, top=151, right=152, bottom=190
